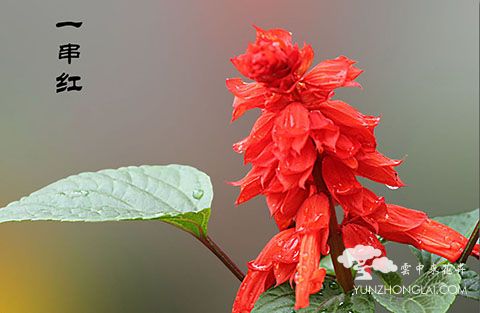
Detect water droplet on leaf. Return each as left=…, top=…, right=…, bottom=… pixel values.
left=192, top=189, right=204, bottom=199
left=70, top=190, right=89, bottom=197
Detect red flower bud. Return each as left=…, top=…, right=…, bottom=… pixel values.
left=231, top=27, right=303, bottom=89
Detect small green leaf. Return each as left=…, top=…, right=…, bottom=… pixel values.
left=320, top=255, right=336, bottom=276
left=372, top=264, right=461, bottom=313
left=251, top=278, right=375, bottom=313
left=409, top=248, right=433, bottom=274
left=458, top=266, right=479, bottom=300
left=375, top=271, right=403, bottom=288
left=0, top=164, right=213, bottom=238
left=434, top=209, right=479, bottom=237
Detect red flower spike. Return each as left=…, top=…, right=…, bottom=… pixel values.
left=228, top=27, right=478, bottom=313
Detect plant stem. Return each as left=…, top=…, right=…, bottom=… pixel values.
left=457, top=220, right=479, bottom=264
left=197, top=235, right=245, bottom=282
left=313, top=157, right=354, bottom=293
left=326, top=196, right=355, bottom=293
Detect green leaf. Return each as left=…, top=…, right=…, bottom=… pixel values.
left=0, top=164, right=213, bottom=238
left=458, top=266, right=479, bottom=300
left=375, top=271, right=403, bottom=288
left=434, top=209, right=479, bottom=237
left=320, top=255, right=358, bottom=278
left=372, top=264, right=461, bottom=313
left=251, top=278, right=375, bottom=313
left=320, top=255, right=336, bottom=276
left=409, top=248, right=433, bottom=274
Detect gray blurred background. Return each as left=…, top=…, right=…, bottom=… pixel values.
left=0, top=0, right=478, bottom=312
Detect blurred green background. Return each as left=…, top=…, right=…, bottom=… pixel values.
left=0, top=0, right=478, bottom=312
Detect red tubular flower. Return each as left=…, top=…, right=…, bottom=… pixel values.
left=232, top=229, right=299, bottom=313
left=294, top=193, right=330, bottom=309
left=233, top=193, right=330, bottom=312
left=377, top=204, right=480, bottom=262
left=228, top=27, right=479, bottom=313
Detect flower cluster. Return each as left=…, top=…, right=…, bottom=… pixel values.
left=227, top=27, right=479, bottom=313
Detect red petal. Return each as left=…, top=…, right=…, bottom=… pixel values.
left=249, top=143, right=277, bottom=167
left=232, top=270, right=273, bottom=313
left=254, top=26, right=293, bottom=46
left=342, top=223, right=386, bottom=257
left=379, top=205, right=479, bottom=262
left=330, top=134, right=361, bottom=160
left=294, top=232, right=324, bottom=310
left=378, top=204, right=427, bottom=233
left=309, top=110, right=340, bottom=152
left=273, top=263, right=297, bottom=286
left=357, top=150, right=403, bottom=167
left=233, top=169, right=264, bottom=205
left=277, top=140, right=317, bottom=175
left=341, top=125, right=377, bottom=152
left=250, top=228, right=300, bottom=270
left=322, top=156, right=363, bottom=214
left=273, top=102, right=310, bottom=154
left=226, top=78, right=267, bottom=121
left=341, top=188, right=386, bottom=234
left=267, top=188, right=309, bottom=230
left=303, top=55, right=363, bottom=90
left=236, top=111, right=276, bottom=163
left=356, top=160, right=405, bottom=188
left=276, top=141, right=316, bottom=191
left=320, top=100, right=378, bottom=128
left=296, top=193, right=330, bottom=233
left=296, top=44, right=314, bottom=77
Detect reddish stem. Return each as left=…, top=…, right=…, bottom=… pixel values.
left=197, top=235, right=245, bottom=282
left=326, top=195, right=354, bottom=293
left=458, top=220, right=479, bottom=264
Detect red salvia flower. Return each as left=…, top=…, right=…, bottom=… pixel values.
left=232, top=193, right=330, bottom=313
left=228, top=27, right=479, bottom=312
left=232, top=228, right=299, bottom=313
